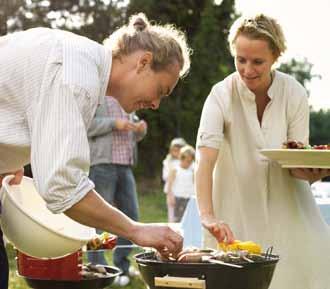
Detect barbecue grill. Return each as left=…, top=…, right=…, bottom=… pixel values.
left=17, top=249, right=121, bottom=289
left=135, top=250, right=279, bottom=289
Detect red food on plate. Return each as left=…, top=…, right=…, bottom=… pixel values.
left=283, top=140, right=329, bottom=150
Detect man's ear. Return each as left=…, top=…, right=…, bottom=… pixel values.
left=137, top=51, right=153, bottom=73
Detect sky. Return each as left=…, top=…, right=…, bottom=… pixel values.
left=235, top=0, right=330, bottom=111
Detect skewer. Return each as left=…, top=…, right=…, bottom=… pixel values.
left=201, top=256, right=243, bottom=268
left=264, top=246, right=273, bottom=260
left=85, top=244, right=150, bottom=252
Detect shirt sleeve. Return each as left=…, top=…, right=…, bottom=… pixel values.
left=162, top=158, right=169, bottom=182
left=196, top=85, right=225, bottom=149
left=30, top=73, right=96, bottom=214
left=88, top=117, right=116, bottom=137
left=287, top=83, right=310, bottom=144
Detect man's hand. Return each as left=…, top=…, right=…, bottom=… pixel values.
left=289, top=168, right=330, bottom=184
left=0, top=168, right=24, bottom=187
left=134, top=120, right=147, bottom=133
left=115, top=119, right=136, bottom=131
left=130, top=223, right=183, bottom=259
left=201, top=214, right=235, bottom=244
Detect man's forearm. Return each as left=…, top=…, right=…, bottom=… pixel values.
left=64, top=190, right=137, bottom=240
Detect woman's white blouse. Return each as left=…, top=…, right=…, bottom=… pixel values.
left=197, top=71, right=330, bottom=289
left=0, top=28, right=112, bottom=213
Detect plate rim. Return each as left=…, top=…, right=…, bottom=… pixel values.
left=260, top=149, right=330, bottom=153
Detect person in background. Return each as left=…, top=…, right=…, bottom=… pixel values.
left=162, top=138, right=187, bottom=222
left=87, top=96, right=146, bottom=286
left=166, top=145, right=195, bottom=222
left=0, top=12, right=191, bottom=289
left=195, top=13, right=330, bottom=289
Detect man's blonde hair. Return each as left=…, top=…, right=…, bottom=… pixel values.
left=104, top=13, right=192, bottom=77
left=228, top=13, right=286, bottom=60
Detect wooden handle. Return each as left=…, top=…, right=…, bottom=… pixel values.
left=154, top=275, right=206, bottom=289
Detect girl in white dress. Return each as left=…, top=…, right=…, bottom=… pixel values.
left=195, top=13, right=330, bottom=289
left=166, top=145, right=195, bottom=222
left=162, top=138, right=187, bottom=222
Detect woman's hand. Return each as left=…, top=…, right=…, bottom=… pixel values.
left=0, top=168, right=24, bottom=187
left=201, top=214, right=235, bottom=244
left=289, top=168, right=330, bottom=184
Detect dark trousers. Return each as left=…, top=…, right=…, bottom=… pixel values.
left=0, top=228, right=9, bottom=289
left=87, top=164, right=139, bottom=275
left=174, top=197, right=190, bottom=222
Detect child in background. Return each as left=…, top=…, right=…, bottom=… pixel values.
left=166, top=145, right=195, bottom=222
left=162, top=138, right=187, bottom=222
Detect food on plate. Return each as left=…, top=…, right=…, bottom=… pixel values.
left=87, top=232, right=117, bottom=250
left=154, top=243, right=268, bottom=264
left=177, top=248, right=215, bottom=263
left=282, top=140, right=330, bottom=150
left=218, top=240, right=262, bottom=254
left=80, top=263, right=112, bottom=279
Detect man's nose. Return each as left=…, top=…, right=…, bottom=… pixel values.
left=150, top=99, right=161, bottom=110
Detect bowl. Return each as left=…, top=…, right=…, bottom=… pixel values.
left=0, top=176, right=95, bottom=258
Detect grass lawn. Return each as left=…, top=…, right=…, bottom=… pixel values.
left=7, top=191, right=167, bottom=289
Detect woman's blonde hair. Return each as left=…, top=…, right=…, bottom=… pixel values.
left=104, top=13, right=192, bottom=77
left=179, top=145, right=195, bottom=161
left=228, top=13, right=286, bottom=60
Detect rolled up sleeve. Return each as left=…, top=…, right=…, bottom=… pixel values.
left=30, top=69, right=97, bottom=213
left=196, top=86, right=225, bottom=149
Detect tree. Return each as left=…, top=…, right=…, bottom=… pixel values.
left=278, top=57, right=320, bottom=94
left=310, top=109, right=330, bottom=145
left=0, top=0, right=23, bottom=35
left=5, top=0, right=126, bottom=42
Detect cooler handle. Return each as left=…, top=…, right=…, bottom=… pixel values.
left=154, top=275, right=206, bottom=289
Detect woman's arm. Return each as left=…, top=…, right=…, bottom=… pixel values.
left=196, top=146, right=234, bottom=243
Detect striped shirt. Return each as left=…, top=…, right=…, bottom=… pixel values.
left=106, top=96, right=134, bottom=165
left=0, top=28, right=112, bottom=213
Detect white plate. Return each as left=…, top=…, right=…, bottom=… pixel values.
left=260, top=149, right=330, bottom=168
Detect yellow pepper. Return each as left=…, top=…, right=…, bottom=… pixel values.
left=218, top=240, right=262, bottom=254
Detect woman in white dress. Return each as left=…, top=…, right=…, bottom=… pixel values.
left=195, top=13, right=330, bottom=289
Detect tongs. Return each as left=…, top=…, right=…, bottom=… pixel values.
left=201, top=256, right=243, bottom=268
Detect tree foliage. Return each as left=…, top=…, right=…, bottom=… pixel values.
left=5, top=0, right=126, bottom=42
left=0, top=0, right=24, bottom=35
left=278, top=57, right=320, bottom=95
left=310, top=109, right=330, bottom=145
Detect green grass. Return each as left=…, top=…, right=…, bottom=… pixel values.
left=7, top=191, right=167, bottom=289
